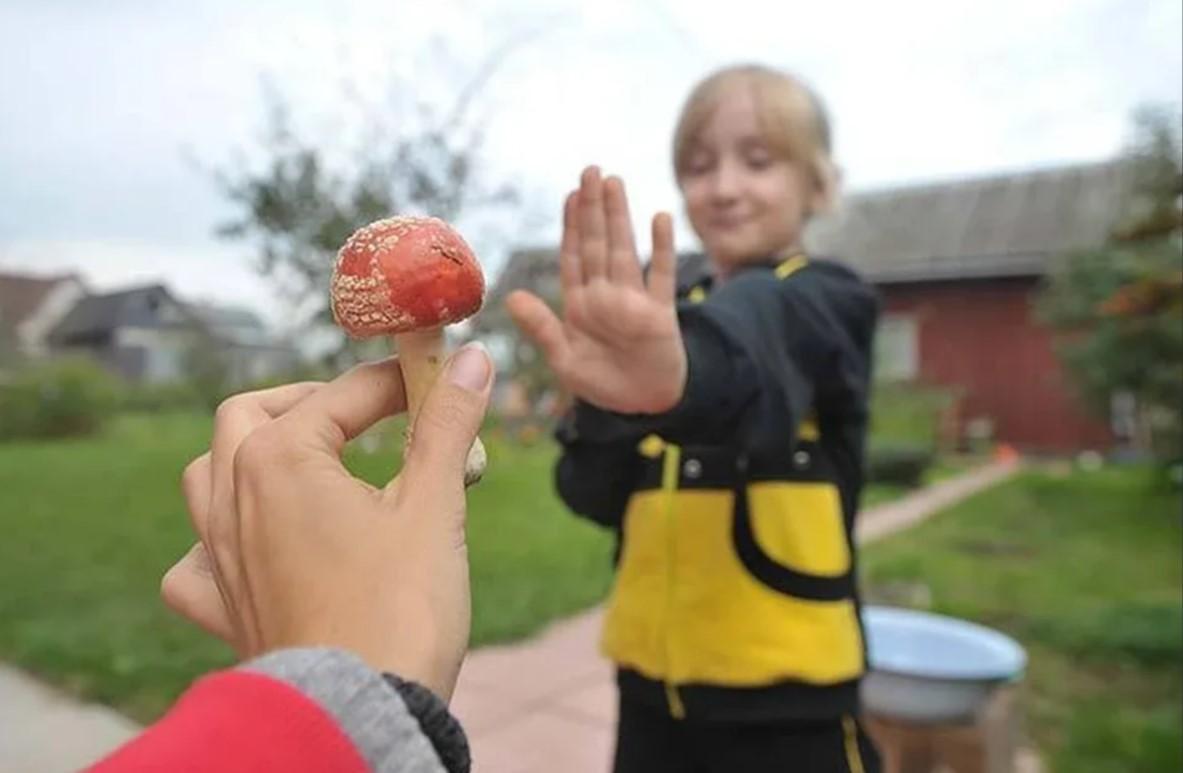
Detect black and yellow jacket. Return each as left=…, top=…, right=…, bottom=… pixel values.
left=554, top=255, right=880, bottom=723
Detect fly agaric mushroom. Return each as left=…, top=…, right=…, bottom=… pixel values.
left=330, top=215, right=487, bottom=485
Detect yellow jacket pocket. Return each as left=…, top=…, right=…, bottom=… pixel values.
left=603, top=483, right=864, bottom=688
left=747, top=482, right=850, bottom=577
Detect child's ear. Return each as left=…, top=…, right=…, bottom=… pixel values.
left=809, top=162, right=841, bottom=215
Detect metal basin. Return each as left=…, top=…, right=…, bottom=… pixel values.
left=861, top=606, right=1026, bottom=723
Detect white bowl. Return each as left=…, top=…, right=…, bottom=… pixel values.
left=861, top=606, right=1026, bottom=723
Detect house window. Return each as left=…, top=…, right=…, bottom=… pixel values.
left=876, top=314, right=919, bottom=382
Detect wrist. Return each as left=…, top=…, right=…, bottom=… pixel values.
left=649, top=344, right=689, bottom=414
left=367, top=613, right=466, bottom=703
left=643, top=356, right=687, bottom=414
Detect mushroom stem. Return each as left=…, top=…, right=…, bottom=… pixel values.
left=395, top=327, right=445, bottom=419
left=394, top=327, right=487, bottom=486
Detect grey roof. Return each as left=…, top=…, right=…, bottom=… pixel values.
left=51, top=285, right=200, bottom=343
left=190, top=304, right=262, bottom=329
left=804, top=158, right=1134, bottom=283
left=187, top=303, right=269, bottom=346
left=477, top=159, right=1134, bottom=328
left=0, top=272, right=80, bottom=330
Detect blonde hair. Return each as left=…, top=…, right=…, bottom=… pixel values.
left=672, top=65, right=839, bottom=212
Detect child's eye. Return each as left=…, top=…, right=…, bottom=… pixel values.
left=745, top=151, right=773, bottom=170
left=683, top=155, right=715, bottom=176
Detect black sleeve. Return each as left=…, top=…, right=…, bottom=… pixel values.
left=381, top=674, right=470, bottom=773
left=604, top=269, right=870, bottom=457
left=552, top=402, right=643, bottom=528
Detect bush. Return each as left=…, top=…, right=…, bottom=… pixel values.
left=121, top=382, right=208, bottom=413
left=870, top=383, right=958, bottom=448
left=121, top=363, right=333, bottom=414
left=0, top=358, right=121, bottom=440
left=867, top=441, right=936, bottom=487
left=230, top=362, right=334, bottom=395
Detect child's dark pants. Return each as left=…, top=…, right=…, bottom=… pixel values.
left=613, top=694, right=883, bottom=773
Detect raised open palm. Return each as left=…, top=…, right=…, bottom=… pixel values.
left=507, top=166, right=686, bottom=414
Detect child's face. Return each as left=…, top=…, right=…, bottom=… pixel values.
left=679, top=88, right=823, bottom=273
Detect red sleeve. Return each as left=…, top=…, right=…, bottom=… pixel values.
left=87, top=670, right=370, bottom=773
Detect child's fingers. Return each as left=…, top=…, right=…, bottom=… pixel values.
left=604, top=176, right=643, bottom=288
left=578, top=166, right=608, bottom=282
left=558, top=191, right=581, bottom=293
left=507, top=290, right=572, bottom=373
left=647, top=212, right=677, bottom=304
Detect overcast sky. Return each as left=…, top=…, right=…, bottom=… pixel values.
left=1, top=0, right=1178, bottom=327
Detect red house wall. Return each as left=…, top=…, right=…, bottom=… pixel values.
left=879, top=277, right=1113, bottom=452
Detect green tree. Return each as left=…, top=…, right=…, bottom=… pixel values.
left=1040, top=106, right=1183, bottom=459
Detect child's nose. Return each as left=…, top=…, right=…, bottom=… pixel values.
left=710, top=163, right=741, bottom=201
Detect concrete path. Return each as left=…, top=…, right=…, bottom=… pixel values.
left=0, top=665, right=140, bottom=772
left=855, top=460, right=1020, bottom=545
left=2, top=460, right=1023, bottom=772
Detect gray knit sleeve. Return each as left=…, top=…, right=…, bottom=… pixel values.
left=244, top=648, right=454, bottom=773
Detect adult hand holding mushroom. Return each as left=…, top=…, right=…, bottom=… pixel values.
left=331, top=216, right=488, bottom=485
left=160, top=354, right=492, bottom=701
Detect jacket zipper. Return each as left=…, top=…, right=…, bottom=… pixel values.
left=660, top=444, right=686, bottom=719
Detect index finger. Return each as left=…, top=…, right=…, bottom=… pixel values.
left=277, top=357, right=408, bottom=456
left=210, top=381, right=324, bottom=505
left=647, top=212, right=677, bottom=304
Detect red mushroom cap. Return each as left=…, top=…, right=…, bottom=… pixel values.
left=330, top=216, right=485, bottom=338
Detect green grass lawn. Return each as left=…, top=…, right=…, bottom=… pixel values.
left=0, top=412, right=614, bottom=721
left=861, top=452, right=990, bottom=508
left=863, top=466, right=1182, bottom=773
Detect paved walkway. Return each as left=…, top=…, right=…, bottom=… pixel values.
left=855, top=460, right=1019, bottom=544
left=0, top=665, right=140, bottom=772
left=2, top=460, right=1022, bottom=772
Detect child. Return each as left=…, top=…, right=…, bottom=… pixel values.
left=508, top=64, right=882, bottom=773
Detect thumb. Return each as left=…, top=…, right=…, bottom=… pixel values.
left=396, top=343, right=493, bottom=498
left=506, top=290, right=570, bottom=370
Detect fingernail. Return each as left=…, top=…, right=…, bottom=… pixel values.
left=448, top=343, right=491, bottom=392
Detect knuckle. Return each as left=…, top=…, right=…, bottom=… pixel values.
left=159, top=554, right=204, bottom=617
left=213, top=393, right=249, bottom=425
left=181, top=455, right=208, bottom=492
left=232, top=426, right=279, bottom=480
left=159, top=564, right=183, bottom=607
